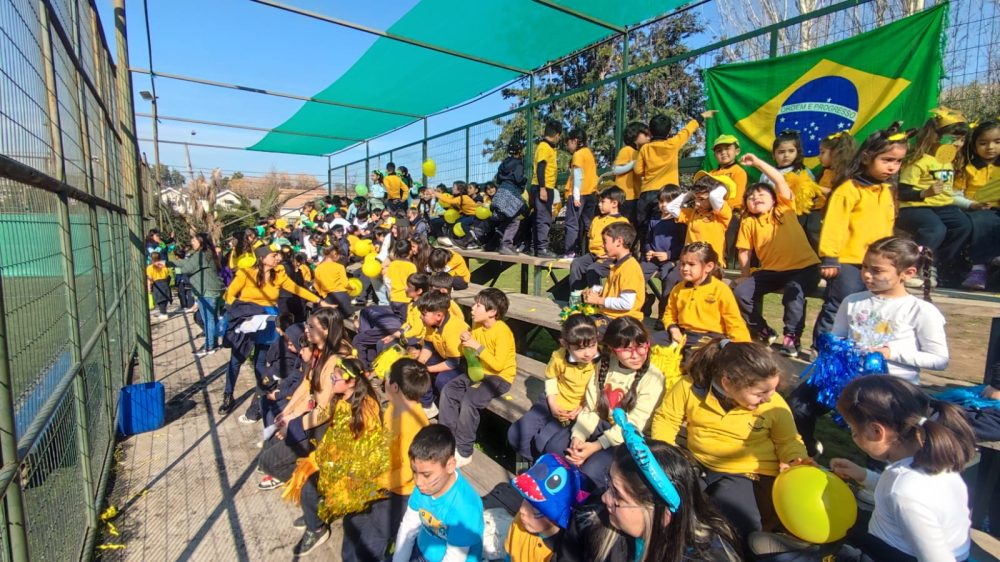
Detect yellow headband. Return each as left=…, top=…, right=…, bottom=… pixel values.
left=825, top=131, right=844, bottom=141
left=887, top=132, right=908, bottom=142
left=930, top=107, right=967, bottom=128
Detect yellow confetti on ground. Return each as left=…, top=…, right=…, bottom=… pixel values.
left=528, top=308, right=537, bottom=312
left=98, top=544, right=126, bottom=550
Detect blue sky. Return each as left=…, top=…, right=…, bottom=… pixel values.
left=97, top=0, right=719, bottom=183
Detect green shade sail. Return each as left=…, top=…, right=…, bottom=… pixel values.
left=249, top=0, right=690, bottom=156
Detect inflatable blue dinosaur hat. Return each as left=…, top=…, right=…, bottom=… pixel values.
left=510, top=454, right=588, bottom=529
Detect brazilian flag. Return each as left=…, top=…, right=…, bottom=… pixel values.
left=704, top=4, right=947, bottom=170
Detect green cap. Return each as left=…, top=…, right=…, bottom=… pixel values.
left=712, top=134, right=739, bottom=148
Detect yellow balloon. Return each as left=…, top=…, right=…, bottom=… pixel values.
left=452, top=222, right=465, bottom=238
left=422, top=159, right=436, bottom=177
left=443, top=208, right=460, bottom=224
left=773, top=465, right=857, bottom=544
left=475, top=206, right=491, bottom=220
left=353, top=239, right=373, bottom=258
left=362, top=258, right=382, bottom=279
left=346, top=277, right=363, bottom=298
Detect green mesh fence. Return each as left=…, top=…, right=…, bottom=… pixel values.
left=0, top=0, right=148, bottom=559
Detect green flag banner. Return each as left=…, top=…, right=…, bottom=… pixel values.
left=704, top=4, right=947, bottom=170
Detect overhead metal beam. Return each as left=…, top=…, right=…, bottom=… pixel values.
left=529, top=0, right=625, bottom=33
left=130, top=67, right=424, bottom=119
left=138, top=138, right=258, bottom=151
left=249, top=0, right=531, bottom=75
left=135, top=112, right=364, bottom=142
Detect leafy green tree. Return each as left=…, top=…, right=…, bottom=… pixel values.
left=154, top=164, right=186, bottom=188
left=481, top=10, right=706, bottom=171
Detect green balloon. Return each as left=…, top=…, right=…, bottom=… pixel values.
left=355, top=184, right=369, bottom=197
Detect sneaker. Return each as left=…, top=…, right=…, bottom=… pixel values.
left=455, top=453, right=473, bottom=468
left=757, top=327, right=778, bottom=346
left=464, top=241, right=481, bottom=250
left=436, top=236, right=454, bottom=247
left=292, top=516, right=307, bottom=530
left=961, top=269, right=988, bottom=291
left=238, top=414, right=260, bottom=425
left=535, top=249, right=558, bottom=259
left=423, top=403, right=439, bottom=419
left=780, top=335, right=800, bottom=357
left=498, top=246, right=519, bottom=256
left=257, top=475, right=283, bottom=490
left=194, top=349, right=216, bottom=358
left=293, top=526, right=330, bottom=556
left=561, top=252, right=576, bottom=260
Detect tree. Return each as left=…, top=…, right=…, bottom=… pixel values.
left=153, top=164, right=186, bottom=188
left=481, top=10, right=706, bottom=170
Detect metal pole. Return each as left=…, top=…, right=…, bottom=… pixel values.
left=0, top=246, right=28, bottom=561
left=769, top=29, right=779, bottom=58
left=151, top=98, right=163, bottom=230
left=114, top=0, right=154, bottom=379
left=364, top=141, right=370, bottom=186
left=422, top=117, right=428, bottom=186
left=615, top=31, right=629, bottom=152
left=184, top=141, right=195, bottom=183
left=327, top=155, right=332, bottom=197
left=464, top=127, right=470, bottom=183
left=525, top=73, right=535, bottom=183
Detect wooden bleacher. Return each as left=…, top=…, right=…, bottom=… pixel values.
left=451, top=247, right=569, bottom=297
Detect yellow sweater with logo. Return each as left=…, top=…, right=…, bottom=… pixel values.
left=545, top=348, right=596, bottom=411
left=817, top=178, right=895, bottom=266
left=955, top=160, right=1000, bottom=204
left=614, top=145, right=640, bottom=201
left=635, top=119, right=699, bottom=192
left=651, top=377, right=807, bottom=477
left=534, top=140, right=558, bottom=189
left=588, top=214, right=630, bottom=257
left=564, top=147, right=599, bottom=199
left=224, top=266, right=319, bottom=306
left=313, top=260, right=349, bottom=297
left=470, top=320, right=517, bottom=384
left=663, top=277, right=750, bottom=342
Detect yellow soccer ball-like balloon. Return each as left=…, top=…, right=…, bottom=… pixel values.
left=422, top=159, right=436, bottom=177
left=772, top=465, right=857, bottom=544
left=346, top=277, right=363, bottom=298
left=352, top=239, right=373, bottom=258
left=475, top=206, right=491, bottom=220
left=361, top=257, right=382, bottom=279
left=443, top=208, right=460, bottom=224
left=452, top=223, right=465, bottom=238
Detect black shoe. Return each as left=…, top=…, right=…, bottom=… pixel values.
left=535, top=249, right=558, bottom=259
left=293, top=526, right=330, bottom=556
left=292, top=516, right=306, bottom=530
left=498, top=246, right=519, bottom=256
left=218, top=393, right=233, bottom=415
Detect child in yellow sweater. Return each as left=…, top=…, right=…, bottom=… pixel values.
left=383, top=239, right=418, bottom=320
left=651, top=339, right=807, bottom=541
left=666, top=174, right=733, bottom=264
left=439, top=288, right=517, bottom=467
left=146, top=251, right=172, bottom=319
left=342, top=359, right=431, bottom=561
left=508, top=314, right=600, bottom=460
left=662, top=242, right=750, bottom=348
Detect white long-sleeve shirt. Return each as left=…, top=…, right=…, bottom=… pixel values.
left=863, top=457, right=970, bottom=562
left=832, top=291, right=948, bottom=384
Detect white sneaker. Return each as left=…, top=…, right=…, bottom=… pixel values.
left=423, top=404, right=439, bottom=419
left=455, top=453, right=473, bottom=468
left=436, top=237, right=454, bottom=247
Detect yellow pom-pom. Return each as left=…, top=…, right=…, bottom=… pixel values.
left=444, top=209, right=460, bottom=224
left=475, top=206, right=491, bottom=220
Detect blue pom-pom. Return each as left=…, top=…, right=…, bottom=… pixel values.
left=805, top=335, right=885, bottom=414
left=935, top=385, right=1000, bottom=410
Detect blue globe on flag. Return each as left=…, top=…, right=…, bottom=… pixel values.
left=775, top=76, right=859, bottom=156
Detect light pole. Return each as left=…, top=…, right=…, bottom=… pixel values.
left=139, top=89, right=163, bottom=230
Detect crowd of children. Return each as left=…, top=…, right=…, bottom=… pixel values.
left=141, top=106, right=996, bottom=561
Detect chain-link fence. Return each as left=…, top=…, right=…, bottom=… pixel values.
left=0, top=0, right=151, bottom=559
left=330, top=0, right=998, bottom=192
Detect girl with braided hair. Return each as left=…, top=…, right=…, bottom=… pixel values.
left=541, top=316, right=666, bottom=487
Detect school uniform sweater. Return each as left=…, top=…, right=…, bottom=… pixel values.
left=663, top=276, right=750, bottom=342
left=438, top=193, right=477, bottom=216
left=545, top=348, right=596, bottom=411
left=534, top=140, right=559, bottom=189
left=379, top=402, right=429, bottom=496
left=385, top=260, right=418, bottom=304
left=565, top=147, right=598, bottom=201
left=599, top=254, right=646, bottom=321
left=710, top=163, right=749, bottom=210
left=312, top=260, right=349, bottom=297
left=955, top=158, right=999, bottom=204
left=446, top=251, right=471, bottom=282
left=470, top=320, right=517, bottom=383
left=651, top=377, right=807, bottom=477
left=898, top=154, right=956, bottom=208
left=635, top=120, right=699, bottom=192
left=737, top=196, right=819, bottom=271
left=423, top=310, right=470, bottom=362
left=613, top=145, right=640, bottom=201
left=677, top=204, right=732, bottom=263
left=224, top=266, right=320, bottom=306
left=817, top=177, right=895, bottom=267
left=587, top=214, right=630, bottom=257
left=384, top=174, right=407, bottom=201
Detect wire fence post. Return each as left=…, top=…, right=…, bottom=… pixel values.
left=464, top=127, right=470, bottom=182
left=525, top=72, right=535, bottom=183
left=422, top=117, right=429, bottom=185
left=769, top=28, right=779, bottom=58
left=615, top=30, right=629, bottom=151
left=326, top=155, right=332, bottom=196
left=0, top=260, right=29, bottom=562
left=365, top=141, right=370, bottom=185
left=114, top=0, right=154, bottom=380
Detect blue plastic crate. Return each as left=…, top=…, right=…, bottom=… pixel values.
left=117, top=381, right=165, bottom=436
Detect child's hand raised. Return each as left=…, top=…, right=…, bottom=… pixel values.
left=739, top=153, right=760, bottom=167
left=701, top=110, right=718, bottom=120
left=829, top=458, right=866, bottom=483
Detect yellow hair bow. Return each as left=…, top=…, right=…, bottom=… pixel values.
left=887, top=132, right=908, bottom=142
left=825, top=131, right=844, bottom=140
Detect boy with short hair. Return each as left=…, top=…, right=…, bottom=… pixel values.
left=642, top=185, right=687, bottom=323
left=343, top=359, right=432, bottom=562
left=634, top=110, right=716, bottom=232
left=530, top=120, right=563, bottom=258
left=384, top=162, right=407, bottom=212
left=562, top=129, right=599, bottom=258
left=708, top=134, right=748, bottom=266
left=581, top=222, right=646, bottom=321
left=439, top=288, right=516, bottom=467
left=568, top=186, right=630, bottom=292
left=392, top=425, right=484, bottom=562
left=417, top=291, right=470, bottom=416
